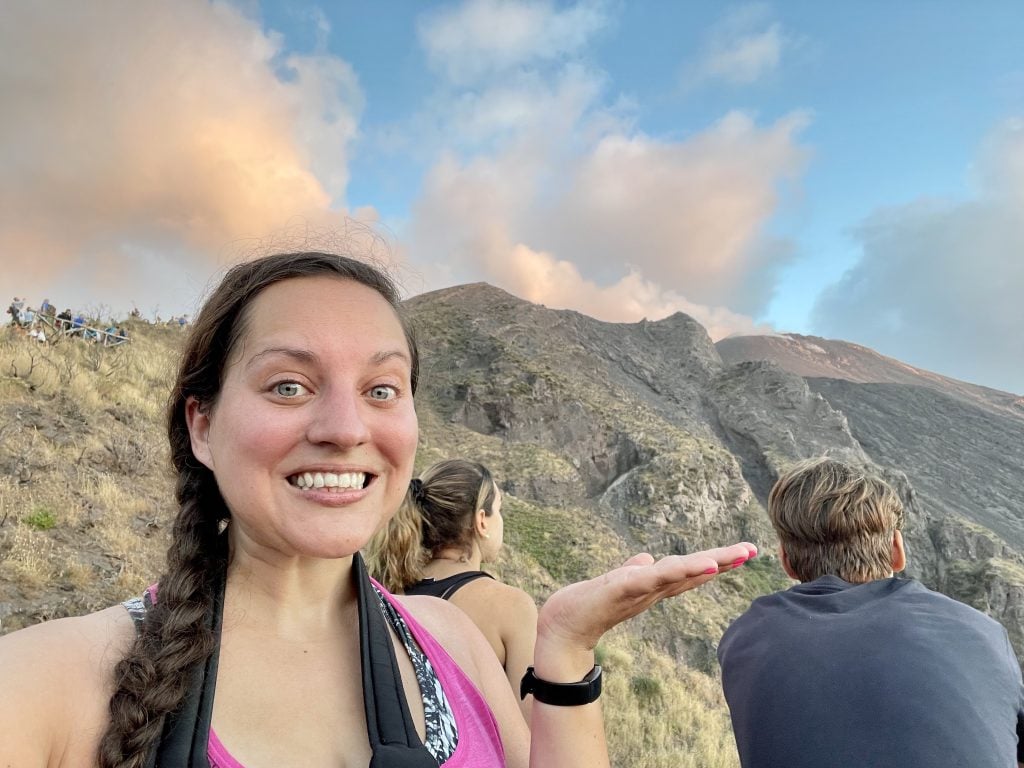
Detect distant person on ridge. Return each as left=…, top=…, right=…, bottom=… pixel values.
left=718, top=457, right=1024, bottom=768
left=56, top=308, right=72, bottom=329
left=7, top=297, right=24, bottom=326
left=369, top=458, right=538, bottom=721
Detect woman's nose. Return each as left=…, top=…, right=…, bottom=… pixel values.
left=305, top=387, right=372, bottom=448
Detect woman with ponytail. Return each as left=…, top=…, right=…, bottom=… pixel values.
left=369, top=459, right=538, bottom=720
left=0, top=250, right=757, bottom=768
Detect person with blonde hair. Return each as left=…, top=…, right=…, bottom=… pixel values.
left=0, top=250, right=756, bottom=768
left=718, top=456, right=1024, bottom=768
left=369, top=459, right=538, bottom=720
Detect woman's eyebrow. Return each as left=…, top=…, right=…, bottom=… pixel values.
left=245, top=347, right=409, bottom=369
left=371, top=349, right=411, bottom=366
left=245, top=347, right=320, bottom=370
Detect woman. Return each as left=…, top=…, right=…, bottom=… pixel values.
left=0, top=251, right=756, bottom=768
left=369, top=459, right=538, bottom=720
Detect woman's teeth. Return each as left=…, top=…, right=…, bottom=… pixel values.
left=290, top=471, right=367, bottom=491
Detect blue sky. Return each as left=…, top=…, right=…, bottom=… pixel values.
left=2, top=1, right=1023, bottom=393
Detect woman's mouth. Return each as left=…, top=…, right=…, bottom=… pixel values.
left=287, top=471, right=372, bottom=492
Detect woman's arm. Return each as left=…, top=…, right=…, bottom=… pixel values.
left=0, top=625, right=57, bottom=768
left=407, top=542, right=756, bottom=768
left=499, top=587, right=538, bottom=722
left=0, top=606, right=134, bottom=768
left=528, top=542, right=757, bottom=768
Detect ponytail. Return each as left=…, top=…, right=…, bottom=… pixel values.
left=367, top=486, right=428, bottom=592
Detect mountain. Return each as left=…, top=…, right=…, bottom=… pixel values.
left=405, top=288, right=1024, bottom=654
left=717, top=333, right=1023, bottom=412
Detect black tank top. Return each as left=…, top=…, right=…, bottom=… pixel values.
left=404, top=571, right=494, bottom=600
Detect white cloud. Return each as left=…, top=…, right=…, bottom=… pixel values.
left=407, top=103, right=809, bottom=331
left=547, top=111, right=810, bottom=313
left=407, top=2, right=809, bottom=338
left=0, top=0, right=364, bottom=314
left=812, top=119, right=1024, bottom=394
left=687, top=4, right=786, bottom=87
left=490, top=244, right=774, bottom=340
left=417, top=0, right=609, bottom=85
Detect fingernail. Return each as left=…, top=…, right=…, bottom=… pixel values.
left=732, top=557, right=748, bottom=566
left=748, top=549, right=759, bottom=558
left=704, top=567, right=718, bottom=574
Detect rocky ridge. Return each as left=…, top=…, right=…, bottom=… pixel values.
left=406, top=284, right=1024, bottom=657
left=717, top=332, right=1024, bottom=651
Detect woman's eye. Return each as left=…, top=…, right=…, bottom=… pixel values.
left=368, top=385, right=398, bottom=401
left=274, top=381, right=308, bottom=398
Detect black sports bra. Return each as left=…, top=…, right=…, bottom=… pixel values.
left=404, top=571, right=495, bottom=600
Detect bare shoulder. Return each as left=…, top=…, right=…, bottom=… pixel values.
left=395, top=594, right=486, bottom=661
left=458, top=578, right=538, bottom=621
left=484, top=579, right=538, bottom=611
left=0, top=607, right=136, bottom=767
left=0, top=605, right=136, bottom=677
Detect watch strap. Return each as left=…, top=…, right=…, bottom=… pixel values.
left=520, top=665, right=602, bottom=706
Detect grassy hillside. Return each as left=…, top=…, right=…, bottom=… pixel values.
left=0, top=317, right=775, bottom=767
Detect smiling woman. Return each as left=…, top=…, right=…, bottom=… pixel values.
left=0, top=250, right=757, bottom=768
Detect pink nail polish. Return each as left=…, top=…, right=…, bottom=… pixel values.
left=703, top=567, right=718, bottom=574
left=732, top=557, right=748, bottom=566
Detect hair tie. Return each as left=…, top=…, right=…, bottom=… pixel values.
left=409, top=478, right=425, bottom=504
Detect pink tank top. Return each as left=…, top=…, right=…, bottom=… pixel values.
left=206, top=588, right=506, bottom=768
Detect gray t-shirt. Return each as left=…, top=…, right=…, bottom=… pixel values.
left=718, top=576, right=1024, bottom=768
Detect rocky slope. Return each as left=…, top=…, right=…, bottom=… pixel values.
left=717, top=332, right=1024, bottom=651
left=406, top=284, right=1024, bottom=657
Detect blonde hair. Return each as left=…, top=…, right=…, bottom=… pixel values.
left=367, top=459, right=497, bottom=592
left=768, top=457, right=904, bottom=583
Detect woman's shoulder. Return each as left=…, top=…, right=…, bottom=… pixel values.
left=457, top=576, right=539, bottom=616
left=1, top=605, right=134, bottom=675
left=394, top=593, right=480, bottom=646
left=0, top=606, right=136, bottom=767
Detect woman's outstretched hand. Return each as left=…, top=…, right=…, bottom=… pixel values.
left=536, top=542, right=758, bottom=659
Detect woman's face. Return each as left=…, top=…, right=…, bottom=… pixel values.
left=480, top=486, right=505, bottom=562
left=186, top=275, right=418, bottom=560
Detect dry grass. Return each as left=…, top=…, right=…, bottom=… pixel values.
left=602, top=633, right=740, bottom=767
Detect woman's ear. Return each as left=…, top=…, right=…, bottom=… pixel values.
left=475, top=508, right=491, bottom=539
left=185, top=397, right=215, bottom=470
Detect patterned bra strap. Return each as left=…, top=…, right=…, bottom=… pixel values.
left=354, top=551, right=439, bottom=768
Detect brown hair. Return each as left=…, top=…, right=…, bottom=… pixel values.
left=368, top=459, right=497, bottom=592
left=768, top=457, right=904, bottom=584
left=97, top=252, right=417, bottom=768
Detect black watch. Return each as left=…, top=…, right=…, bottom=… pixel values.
left=520, top=665, right=603, bottom=706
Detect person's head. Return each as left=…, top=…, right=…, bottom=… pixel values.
left=368, top=459, right=502, bottom=592
left=172, top=252, right=420, bottom=556
left=100, top=251, right=419, bottom=768
left=768, top=457, right=905, bottom=584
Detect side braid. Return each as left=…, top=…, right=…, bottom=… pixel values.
left=95, top=251, right=420, bottom=766
left=97, top=468, right=227, bottom=768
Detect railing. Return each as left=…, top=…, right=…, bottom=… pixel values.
left=10, top=309, right=131, bottom=346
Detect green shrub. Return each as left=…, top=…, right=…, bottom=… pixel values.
left=24, top=507, right=57, bottom=531
left=630, top=674, right=664, bottom=708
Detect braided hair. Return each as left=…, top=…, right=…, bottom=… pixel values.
left=97, top=251, right=418, bottom=768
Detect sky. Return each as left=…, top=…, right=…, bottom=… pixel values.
left=1, top=1, right=1022, bottom=394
